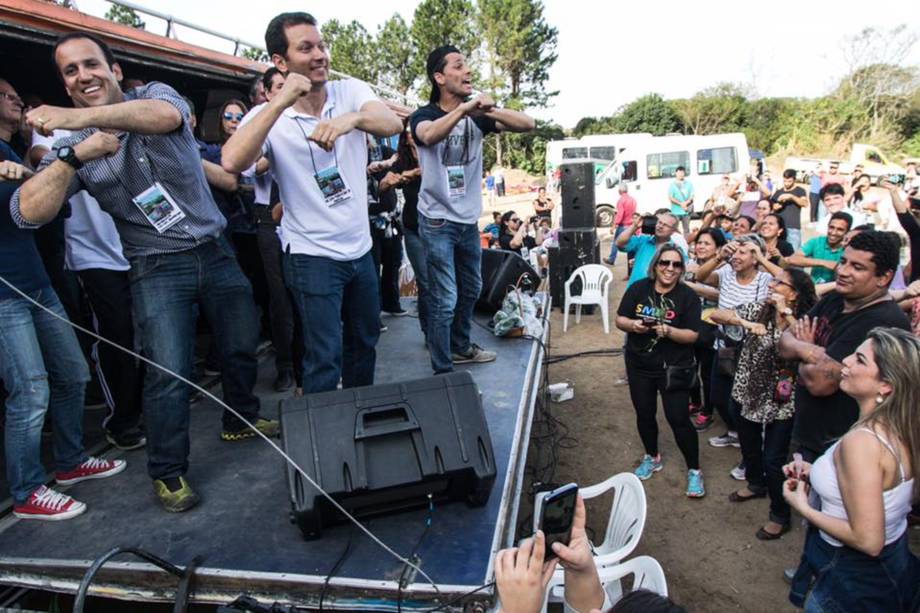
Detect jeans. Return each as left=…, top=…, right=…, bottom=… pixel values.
left=676, top=214, right=690, bottom=235
left=736, top=414, right=794, bottom=525
left=690, top=338, right=715, bottom=411
left=403, top=229, right=430, bottom=338
left=129, top=238, right=262, bottom=481
left=418, top=215, right=482, bottom=374
left=283, top=249, right=379, bottom=393
left=624, top=354, right=700, bottom=470
left=707, top=353, right=738, bottom=432
left=606, top=225, right=627, bottom=263
left=0, top=287, right=89, bottom=504
left=786, top=228, right=802, bottom=252
left=809, top=193, right=820, bottom=223
left=371, top=224, right=403, bottom=313
left=77, top=268, right=142, bottom=435
left=790, top=528, right=919, bottom=611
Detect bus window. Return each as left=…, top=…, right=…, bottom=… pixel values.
left=865, top=149, right=882, bottom=163
left=647, top=151, right=689, bottom=180
left=562, top=147, right=588, bottom=159
left=589, top=146, right=617, bottom=161
left=696, top=147, right=737, bottom=175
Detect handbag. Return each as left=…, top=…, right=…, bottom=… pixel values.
left=717, top=346, right=738, bottom=377
left=665, top=360, right=699, bottom=391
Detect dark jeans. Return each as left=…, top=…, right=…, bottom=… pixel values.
left=129, top=238, right=262, bottom=481
left=708, top=353, right=738, bottom=432
left=624, top=354, right=700, bottom=470
left=403, top=229, right=430, bottom=338
left=255, top=206, right=302, bottom=376
left=371, top=224, right=403, bottom=313
left=418, top=215, right=482, bottom=374
left=809, top=192, right=820, bottom=223
left=736, top=413, right=794, bottom=525
left=790, top=528, right=919, bottom=611
left=77, top=267, right=142, bottom=435
left=690, top=342, right=715, bottom=410
left=231, top=232, right=269, bottom=331
left=283, top=249, right=379, bottom=393
left=0, top=287, right=89, bottom=503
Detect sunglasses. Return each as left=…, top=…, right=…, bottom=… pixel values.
left=656, top=259, right=684, bottom=269
left=510, top=218, right=521, bottom=223
left=223, top=112, right=244, bottom=121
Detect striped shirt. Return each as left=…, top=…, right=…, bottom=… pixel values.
left=714, top=265, right=772, bottom=348
left=11, top=82, right=224, bottom=258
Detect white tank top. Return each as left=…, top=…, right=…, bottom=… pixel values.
left=810, top=427, right=914, bottom=547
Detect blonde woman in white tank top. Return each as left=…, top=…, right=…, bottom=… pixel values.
left=783, top=327, right=920, bottom=612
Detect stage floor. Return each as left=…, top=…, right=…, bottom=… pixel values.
left=0, top=299, right=546, bottom=610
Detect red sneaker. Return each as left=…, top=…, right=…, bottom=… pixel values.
left=692, top=412, right=714, bottom=432
left=13, top=485, right=86, bottom=521
left=55, top=456, right=126, bottom=486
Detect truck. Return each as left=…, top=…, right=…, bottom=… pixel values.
left=594, top=133, right=752, bottom=220
left=785, top=144, right=905, bottom=185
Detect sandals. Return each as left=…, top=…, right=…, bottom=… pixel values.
left=756, top=523, right=791, bottom=540
left=728, top=489, right=766, bottom=502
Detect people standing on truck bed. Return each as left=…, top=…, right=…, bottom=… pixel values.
left=11, top=32, right=278, bottom=513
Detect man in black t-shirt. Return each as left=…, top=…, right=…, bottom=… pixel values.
left=769, top=169, right=808, bottom=251
left=778, top=231, right=910, bottom=461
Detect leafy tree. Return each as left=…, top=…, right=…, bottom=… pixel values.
left=410, top=0, right=479, bottom=100
left=672, top=83, right=747, bottom=135
left=242, top=47, right=269, bottom=63
left=484, top=119, right=564, bottom=175
left=322, top=19, right=376, bottom=83
left=609, top=93, right=683, bottom=136
left=375, top=15, right=417, bottom=96
left=105, top=5, right=144, bottom=29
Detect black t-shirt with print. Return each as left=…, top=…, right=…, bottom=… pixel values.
left=617, top=278, right=702, bottom=370
left=792, top=292, right=910, bottom=454
left=769, top=186, right=807, bottom=230
left=392, top=157, right=421, bottom=233
left=498, top=232, right=536, bottom=255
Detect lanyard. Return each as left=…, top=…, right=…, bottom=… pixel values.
left=292, top=115, right=340, bottom=175
left=441, top=117, right=473, bottom=166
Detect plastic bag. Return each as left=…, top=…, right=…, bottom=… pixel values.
left=491, top=290, right=543, bottom=338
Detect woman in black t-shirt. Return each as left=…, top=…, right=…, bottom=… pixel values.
left=616, top=243, right=705, bottom=498
left=758, top=213, right=794, bottom=266
left=497, top=210, right=544, bottom=255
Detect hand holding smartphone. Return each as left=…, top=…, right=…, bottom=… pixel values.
left=538, top=483, right=578, bottom=559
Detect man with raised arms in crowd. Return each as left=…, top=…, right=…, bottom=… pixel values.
left=12, top=32, right=276, bottom=513
left=410, top=45, right=534, bottom=374
left=222, top=12, right=402, bottom=391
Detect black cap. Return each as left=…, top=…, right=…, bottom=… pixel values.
left=426, top=45, right=460, bottom=104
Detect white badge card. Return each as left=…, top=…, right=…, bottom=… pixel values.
left=132, top=182, right=187, bottom=233
left=447, top=165, right=466, bottom=198
left=315, top=165, right=353, bottom=206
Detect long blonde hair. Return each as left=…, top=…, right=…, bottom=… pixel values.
left=856, top=327, right=920, bottom=499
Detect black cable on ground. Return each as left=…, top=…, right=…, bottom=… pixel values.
left=318, top=526, right=354, bottom=612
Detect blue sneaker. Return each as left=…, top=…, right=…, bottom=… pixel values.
left=634, top=454, right=662, bottom=480
left=686, top=469, right=705, bottom=498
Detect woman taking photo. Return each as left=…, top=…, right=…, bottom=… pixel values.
left=498, top=210, right=544, bottom=256
left=711, top=268, right=816, bottom=539
left=785, top=327, right=919, bottom=611
left=616, top=244, right=704, bottom=497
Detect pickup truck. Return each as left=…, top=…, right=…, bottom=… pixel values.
left=785, top=144, right=905, bottom=185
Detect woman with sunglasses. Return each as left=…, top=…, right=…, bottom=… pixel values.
left=785, top=327, right=920, bottom=611
left=616, top=243, right=705, bottom=497
left=498, top=210, right=544, bottom=256
left=710, top=268, right=816, bottom=540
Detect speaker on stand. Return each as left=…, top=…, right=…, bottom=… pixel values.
left=551, top=162, right=600, bottom=311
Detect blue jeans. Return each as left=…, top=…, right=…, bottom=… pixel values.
left=129, top=238, right=261, bottom=481
left=786, top=228, right=802, bottom=251
left=283, top=249, right=379, bottom=393
left=0, top=287, right=89, bottom=504
left=403, top=229, right=430, bottom=338
left=418, top=215, right=482, bottom=374
left=607, top=225, right=627, bottom=263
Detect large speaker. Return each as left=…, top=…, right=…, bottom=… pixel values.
left=560, top=162, right=596, bottom=228
left=549, top=231, right=600, bottom=310
left=477, top=248, right=541, bottom=313
left=558, top=229, right=600, bottom=262
left=281, top=372, right=497, bottom=540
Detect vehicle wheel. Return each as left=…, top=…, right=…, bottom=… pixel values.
left=595, top=205, right=614, bottom=228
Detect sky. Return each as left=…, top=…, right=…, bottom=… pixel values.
left=77, top=0, right=919, bottom=129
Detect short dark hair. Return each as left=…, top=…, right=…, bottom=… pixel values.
left=608, top=588, right=687, bottom=613
left=829, top=211, right=853, bottom=230
left=737, top=215, right=756, bottom=230
left=248, top=74, right=263, bottom=100
left=265, top=12, right=317, bottom=60
left=763, top=212, right=786, bottom=238
left=847, top=230, right=900, bottom=278
left=425, top=45, right=461, bottom=104
left=52, top=32, right=117, bottom=75
left=818, top=182, right=845, bottom=201
left=262, top=66, right=282, bottom=92
left=675, top=166, right=686, bottom=173
left=782, top=168, right=796, bottom=180
left=697, top=227, right=727, bottom=249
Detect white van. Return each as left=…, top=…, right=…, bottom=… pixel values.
left=595, top=133, right=751, bottom=220
left=546, top=133, right=652, bottom=191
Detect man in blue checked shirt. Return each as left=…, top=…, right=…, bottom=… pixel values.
left=12, top=32, right=276, bottom=513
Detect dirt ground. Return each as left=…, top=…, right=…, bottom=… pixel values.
left=522, top=236, right=920, bottom=613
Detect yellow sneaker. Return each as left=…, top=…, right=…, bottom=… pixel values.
left=153, top=477, right=200, bottom=513
left=220, top=418, right=280, bottom=441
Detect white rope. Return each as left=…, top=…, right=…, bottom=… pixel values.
left=0, top=274, right=438, bottom=590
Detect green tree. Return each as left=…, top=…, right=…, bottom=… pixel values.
left=609, top=93, right=683, bottom=135
left=322, top=19, right=376, bottom=83
left=375, top=15, right=417, bottom=96
left=242, top=47, right=269, bottom=63
left=484, top=119, right=564, bottom=175
left=104, top=5, right=144, bottom=29
left=410, top=0, right=479, bottom=99
left=672, top=82, right=747, bottom=135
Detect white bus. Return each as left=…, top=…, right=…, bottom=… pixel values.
left=595, top=133, right=751, bottom=220
left=545, top=133, right=652, bottom=189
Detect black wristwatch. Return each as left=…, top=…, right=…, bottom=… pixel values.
left=57, top=146, right=83, bottom=170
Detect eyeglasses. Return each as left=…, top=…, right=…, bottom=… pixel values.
left=223, top=112, right=244, bottom=121
left=770, top=278, right=795, bottom=290
left=0, top=92, right=22, bottom=105
left=510, top=217, right=521, bottom=223
left=656, top=259, right=684, bottom=269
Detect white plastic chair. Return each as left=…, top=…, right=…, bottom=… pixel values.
left=538, top=555, right=668, bottom=613
left=563, top=264, right=612, bottom=334
left=533, top=473, right=647, bottom=606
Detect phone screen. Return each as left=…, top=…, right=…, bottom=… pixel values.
left=540, top=484, right=577, bottom=558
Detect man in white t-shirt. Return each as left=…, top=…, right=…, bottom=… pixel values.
left=223, top=11, right=401, bottom=393
left=29, top=129, right=144, bottom=451
left=410, top=45, right=535, bottom=374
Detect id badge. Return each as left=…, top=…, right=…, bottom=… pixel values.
left=447, top=165, right=466, bottom=198
left=132, top=181, right=187, bottom=234
left=314, top=165, right=353, bottom=206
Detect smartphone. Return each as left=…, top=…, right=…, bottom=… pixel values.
left=538, top=483, right=578, bottom=558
